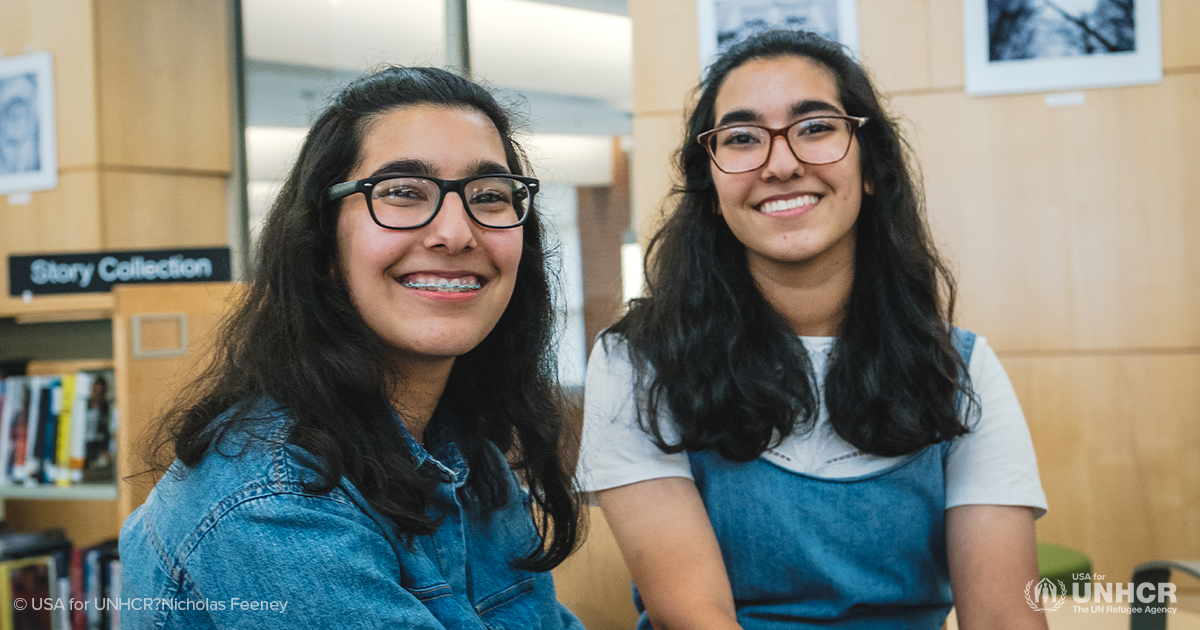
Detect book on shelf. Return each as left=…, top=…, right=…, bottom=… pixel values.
left=0, top=370, right=115, bottom=490
left=81, top=540, right=119, bottom=630
left=0, top=379, right=31, bottom=486
left=1, top=555, right=54, bottom=630
left=0, top=529, right=102, bottom=630
left=17, top=378, right=59, bottom=486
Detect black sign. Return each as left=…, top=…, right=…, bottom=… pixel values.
left=9, top=248, right=232, bottom=296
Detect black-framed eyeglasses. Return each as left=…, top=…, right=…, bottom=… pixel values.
left=325, top=173, right=539, bottom=230
left=697, top=115, right=869, bottom=174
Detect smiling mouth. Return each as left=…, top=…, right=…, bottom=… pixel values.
left=400, top=275, right=483, bottom=293
left=759, top=194, right=821, bottom=214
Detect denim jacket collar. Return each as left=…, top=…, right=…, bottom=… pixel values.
left=395, top=406, right=470, bottom=490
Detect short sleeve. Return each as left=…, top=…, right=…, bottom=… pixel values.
left=576, top=336, right=692, bottom=493
left=945, top=336, right=1049, bottom=518
left=183, top=492, right=445, bottom=629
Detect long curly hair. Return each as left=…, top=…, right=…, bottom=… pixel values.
left=608, top=30, right=973, bottom=460
left=151, top=66, right=580, bottom=571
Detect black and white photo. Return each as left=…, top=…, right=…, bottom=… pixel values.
left=965, top=0, right=1161, bottom=95
left=988, top=0, right=1136, bottom=61
left=0, top=52, right=57, bottom=197
left=698, top=0, right=859, bottom=74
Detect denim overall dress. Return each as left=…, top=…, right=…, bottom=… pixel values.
left=635, top=328, right=976, bottom=630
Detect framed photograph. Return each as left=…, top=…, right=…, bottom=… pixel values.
left=964, top=0, right=1162, bottom=95
left=0, top=51, right=57, bottom=195
left=698, top=0, right=860, bottom=76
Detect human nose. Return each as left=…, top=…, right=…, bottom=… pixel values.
left=422, top=190, right=478, bottom=253
left=760, top=133, right=805, bottom=181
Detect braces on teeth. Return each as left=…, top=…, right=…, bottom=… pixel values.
left=403, top=279, right=482, bottom=292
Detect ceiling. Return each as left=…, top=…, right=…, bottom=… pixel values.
left=241, top=0, right=633, bottom=134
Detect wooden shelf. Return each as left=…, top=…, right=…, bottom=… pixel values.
left=0, top=294, right=114, bottom=323
left=0, top=484, right=118, bottom=501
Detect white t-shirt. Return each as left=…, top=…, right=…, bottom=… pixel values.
left=577, top=334, right=1048, bottom=517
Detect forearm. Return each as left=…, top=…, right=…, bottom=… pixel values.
left=644, top=604, right=742, bottom=630
left=599, top=478, right=745, bottom=630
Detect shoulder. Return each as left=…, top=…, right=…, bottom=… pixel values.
left=120, top=398, right=389, bottom=584
left=944, top=333, right=1049, bottom=517
left=579, top=331, right=691, bottom=492
left=589, top=330, right=631, bottom=370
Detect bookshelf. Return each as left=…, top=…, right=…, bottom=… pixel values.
left=0, top=484, right=118, bottom=501
left=2, top=0, right=237, bottom=563
left=2, top=283, right=239, bottom=548
left=0, top=359, right=118, bottom=519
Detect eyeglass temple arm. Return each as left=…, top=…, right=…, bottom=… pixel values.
left=326, top=180, right=363, bottom=202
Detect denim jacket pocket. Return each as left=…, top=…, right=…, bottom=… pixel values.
left=475, top=577, right=537, bottom=630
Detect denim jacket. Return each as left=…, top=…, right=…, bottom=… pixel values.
left=119, top=399, right=583, bottom=629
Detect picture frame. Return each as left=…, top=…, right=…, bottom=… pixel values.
left=0, top=51, right=57, bottom=196
left=964, top=0, right=1162, bottom=96
left=697, top=0, right=860, bottom=76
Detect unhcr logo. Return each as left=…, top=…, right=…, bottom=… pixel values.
left=1025, top=578, right=1068, bottom=612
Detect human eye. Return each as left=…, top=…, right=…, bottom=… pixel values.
left=466, top=178, right=519, bottom=214
left=794, top=117, right=841, bottom=137
left=373, top=179, right=431, bottom=206
left=469, top=187, right=512, bottom=205
left=716, top=127, right=764, bottom=148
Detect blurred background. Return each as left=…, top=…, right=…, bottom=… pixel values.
left=0, top=1, right=1197, bottom=628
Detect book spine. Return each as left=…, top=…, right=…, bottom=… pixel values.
left=105, top=559, right=121, bottom=630
left=68, top=373, right=93, bottom=484
left=12, top=378, right=40, bottom=483
left=70, top=548, right=84, bottom=630
left=0, top=553, right=12, bottom=630
left=54, top=375, right=76, bottom=487
left=42, top=385, right=61, bottom=485
left=49, top=547, right=71, bottom=630
left=26, top=378, right=54, bottom=486
left=1, top=378, right=27, bottom=485
left=85, top=549, right=101, bottom=630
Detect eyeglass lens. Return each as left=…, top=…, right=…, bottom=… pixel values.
left=369, top=176, right=531, bottom=228
left=709, top=117, right=857, bottom=172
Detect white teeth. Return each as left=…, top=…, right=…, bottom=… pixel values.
left=760, top=195, right=820, bottom=214
left=402, top=277, right=482, bottom=292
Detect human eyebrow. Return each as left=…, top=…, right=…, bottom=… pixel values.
left=714, top=109, right=761, bottom=127
left=369, top=159, right=434, bottom=178
left=368, top=159, right=511, bottom=179
left=466, top=160, right=512, bottom=177
left=790, top=99, right=844, bottom=117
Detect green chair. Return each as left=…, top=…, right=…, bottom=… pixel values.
left=1037, top=541, right=1092, bottom=586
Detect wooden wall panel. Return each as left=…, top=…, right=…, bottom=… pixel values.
left=1005, top=353, right=1200, bottom=582
left=0, top=0, right=100, bottom=168
left=896, top=73, right=1200, bottom=352
left=629, top=0, right=698, bottom=115
left=630, top=114, right=685, bottom=241
left=100, top=171, right=229, bottom=250
left=4, top=499, right=120, bottom=548
left=0, top=1, right=31, bottom=49
left=95, top=0, right=230, bottom=171
left=629, top=0, right=697, bottom=243
left=928, top=0, right=965, bottom=90
left=1162, top=0, right=1200, bottom=70
left=0, top=171, right=104, bottom=315
left=858, top=0, right=931, bottom=94
left=553, top=506, right=640, bottom=630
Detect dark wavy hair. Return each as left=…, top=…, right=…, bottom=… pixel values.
left=150, top=66, right=581, bottom=571
left=607, top=30, right=973, bottom=460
